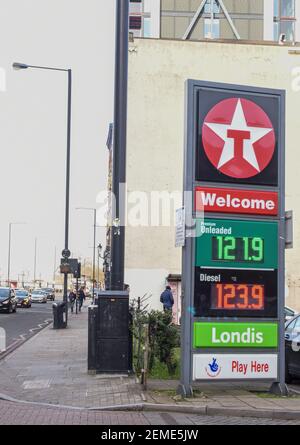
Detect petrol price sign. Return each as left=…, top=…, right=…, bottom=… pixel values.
left=195, top=218, right=278, bottom=270
left=194, top=268, right=277, bottom=318
left=180, top=80, right=285, bottom=393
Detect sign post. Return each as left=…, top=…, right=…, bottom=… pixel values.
left=179, top=80, right=287, bottom=396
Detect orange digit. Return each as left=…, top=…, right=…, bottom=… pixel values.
left=237, top=285, right=249, bottom=309
left=224, top=285, right=236, bottom=309
left=215, top=284, right=223, bottom=309
left=252, top=285, right=264, bottom=310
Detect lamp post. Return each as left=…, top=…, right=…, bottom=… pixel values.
left=76, top=208, right=96, bottom=301
left=7, top=222, right=26, bottom=286
left=13, top=62, right=72, bottom=323
left=110, top=0, right=129, bottom=291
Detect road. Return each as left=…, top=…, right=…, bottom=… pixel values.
left=0, top=301, right=54, bottom=354
left=0, top=399, right=299, bottom=425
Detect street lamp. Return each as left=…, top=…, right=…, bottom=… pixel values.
left=7, top=222, right=27, bottom=286
left=13, top=62, right=72, bottom=320
left=76, top=208, right=97, bottom=301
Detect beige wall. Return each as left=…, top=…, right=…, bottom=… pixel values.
left=126, top=37, right=300, bottom=311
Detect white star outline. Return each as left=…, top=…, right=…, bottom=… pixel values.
left=204, top=99, right=273, bottom=171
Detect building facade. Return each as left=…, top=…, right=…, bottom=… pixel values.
left=160, top=0, right=300, bottom=42
left=125, top=37, right=300, bottom=317
left=129, top=0, right=161, bottom=38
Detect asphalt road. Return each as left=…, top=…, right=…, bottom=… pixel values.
left=0, top=301, right=55, bottom=353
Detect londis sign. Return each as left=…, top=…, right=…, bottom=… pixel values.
left=195, top=187, right=278, bottom=216
left=193, top=322, right=278, bottom=348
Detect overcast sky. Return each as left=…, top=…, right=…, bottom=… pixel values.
left=0, top=0, right=115, bottom=284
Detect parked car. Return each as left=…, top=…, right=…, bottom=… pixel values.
left=285, top=306, right=298, bottom=322
left=15, top=289, right=32, bottom=308
left=285, top=314, right=300, bottom=383
left=0, top=287, right=17, bottom=313
left=40, top=287, right=55, bottom=301
left=31, top=290, right=47, bottom=304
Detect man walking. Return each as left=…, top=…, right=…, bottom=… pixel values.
left=68, top=289, right=76, bottom=313
left=160, top=285, right=174, bottom=313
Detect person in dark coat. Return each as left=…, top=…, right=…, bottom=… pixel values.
left=160, top=286, right=174, bottom=312
left=68, top=289, right=76, bottom=313
left=78, top=287, right=86, bottom=312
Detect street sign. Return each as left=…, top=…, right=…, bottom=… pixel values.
left=180, top=80, right=285, bottom=396
left=62, top=249, right=71, bottom=259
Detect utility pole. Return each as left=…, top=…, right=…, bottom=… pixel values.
left=110, top=0, right=129, bottom=291
left=34, top=238, right=37, bottom=287
left=53, top=246, right=57, bottom=283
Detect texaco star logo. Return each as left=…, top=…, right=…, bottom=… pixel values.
left=202, top=98, right=276, bottom=179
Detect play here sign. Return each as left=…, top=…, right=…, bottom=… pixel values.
left=195, top=187, right=278, bottom=216
left=193, top=354, right=278, bottom=380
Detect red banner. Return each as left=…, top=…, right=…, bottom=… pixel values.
left=195, top=187, right=278, bottom=216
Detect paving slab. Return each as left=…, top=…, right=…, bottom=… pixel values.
left=0, top=305, right=143, bottom=408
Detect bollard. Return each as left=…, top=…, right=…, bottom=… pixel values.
left=88, top=305, right=98, bottom=374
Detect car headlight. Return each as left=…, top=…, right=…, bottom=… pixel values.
left=1, top=299, right=9, bottom=304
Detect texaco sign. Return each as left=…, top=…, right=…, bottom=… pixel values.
left=196, top=89, right=280, bottom=186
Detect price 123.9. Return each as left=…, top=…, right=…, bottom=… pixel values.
left=211, top=283, right=265, bottom=310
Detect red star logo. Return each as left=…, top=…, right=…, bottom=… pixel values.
left=202, top=98, right=276, bottom=179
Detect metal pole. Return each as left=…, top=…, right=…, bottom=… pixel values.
left=34, top=237, right=37, bottom=287
left=63, top=69, right=72, bottom=325
left=97, top=249, right=100, bottom=289
left=110, top=0, right=129, bottom=291
left=7, top=223, right=12, bottom=286
left=53, top=246, right=57, bottom=283
left=92, top=209, right=96, bottom=302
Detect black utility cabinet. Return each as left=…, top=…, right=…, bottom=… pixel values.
left=88, top=291, right=132, bottom=374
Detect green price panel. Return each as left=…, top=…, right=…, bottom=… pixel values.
left=195, top=218, right=278, bottom=270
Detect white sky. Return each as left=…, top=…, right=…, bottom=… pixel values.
left=0, top=0, right=115, bottom=283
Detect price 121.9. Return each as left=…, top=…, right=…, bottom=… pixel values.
left=212, top=236, right=264, bottom=263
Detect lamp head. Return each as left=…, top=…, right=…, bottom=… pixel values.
left=12, top=62, right=29, bottom=70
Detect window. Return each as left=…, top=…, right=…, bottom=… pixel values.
left=274, top=0, right=296, bottom=41
left=143, top=18, right=151, bottom=38
left=281, top=0, right=295, bottom=18
left=129, top=15, right=142, bottom=30
left=204, top=0, right=220, bottom=14
left=204, top=19, right=220, bottom=39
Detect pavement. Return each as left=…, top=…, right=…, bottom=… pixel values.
left=1, top=399, right=299, bottom=425
left=1, top=302, right=300, bottom=424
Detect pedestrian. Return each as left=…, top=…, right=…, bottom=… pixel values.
left=68, top=289, right=76, bottom=313
left=160, top=285, right=174, bottom=313
left=78, top=286, right=86, bottom=312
